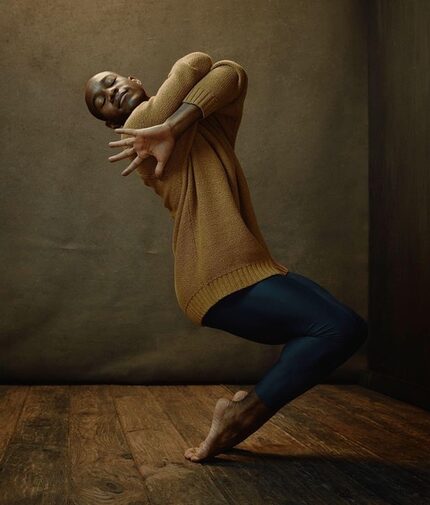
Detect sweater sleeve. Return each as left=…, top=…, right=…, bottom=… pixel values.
left=181, top=59, right=248, bottom=119
left=140, top=51, right=213, bottom=126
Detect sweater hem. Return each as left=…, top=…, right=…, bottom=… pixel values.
left=184, top=258, right=289, bottom=326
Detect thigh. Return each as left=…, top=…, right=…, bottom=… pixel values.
left=202, top=272, right=347, bottom=345
left=291, top=271, right=367, bottom=328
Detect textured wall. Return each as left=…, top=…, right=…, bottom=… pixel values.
left=0, top=0, right=368, bottom=383
left=366, top=0, right=430, bottom=408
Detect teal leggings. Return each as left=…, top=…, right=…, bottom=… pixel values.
left=202, top=272, right=368, bottom=411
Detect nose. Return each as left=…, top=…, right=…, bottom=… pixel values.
left=107, top=85, right=118, bottom=104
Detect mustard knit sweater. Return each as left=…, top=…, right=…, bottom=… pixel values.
left=122, top=52, right=289, bottom=325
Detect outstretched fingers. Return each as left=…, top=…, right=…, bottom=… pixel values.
left=108, top=147, right=135, bottom=162
left=121, top=154, right=149, bottom=176
left=114, top=128, right=138, bottom=136
left=109, top=137, right=135, bottom=148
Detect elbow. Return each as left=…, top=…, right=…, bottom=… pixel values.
left=212, top=59, right=248, bottom=93
left=185, top=51, right=213, bottom=76
left=234, top=63, right=248, bottom=92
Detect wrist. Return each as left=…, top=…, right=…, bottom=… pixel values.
left=165, top=102, right=203, bottom=139
left=165, top=117, right=182, bottom=140
left=164, top=118, right=177, bottom=140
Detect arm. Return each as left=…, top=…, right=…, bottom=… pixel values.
left=109, top=102, right=203, bottom=177
left=108, top=52, right=211, bottom=177
left=136, top=52, right=213, bottom=127
left=159, top=58, right=247, bottom=134
left=180, top=59, right=248, bottom=147
left=181, top=59, right=248, bottom=119
left=110, top=56, right=247, bottom=177
left=165, top=102, right=203, bottom=139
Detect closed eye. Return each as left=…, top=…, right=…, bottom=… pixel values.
left=94, top=75, right=117, bottom=111
left=95, top=94, right=106, bottom=109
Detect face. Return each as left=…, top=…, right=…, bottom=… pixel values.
left=85, top=71, right=149, bottom=128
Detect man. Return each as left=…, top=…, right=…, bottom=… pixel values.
left=84, top=53, right=367, bottom=464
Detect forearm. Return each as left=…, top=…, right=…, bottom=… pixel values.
left=139, top=52, right=212, bottom=127
left=164, top=102, right=203, bottom=139
left=181, top=60, right=248, bottom=119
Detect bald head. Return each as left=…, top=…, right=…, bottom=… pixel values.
left=85, top=71, right=149, bottom=128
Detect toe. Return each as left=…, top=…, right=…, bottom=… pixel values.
left=184, top=447, right=196, bottom=459
left=184, top=447, right=203, bottom=462
left=193, top=442, right=210, bottom=461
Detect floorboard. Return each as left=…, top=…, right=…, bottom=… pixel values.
left=69, top=385, right=150, bottom=504
left=225, top=384, right=429, bottom=505
left=111, top=384, right=230, bottom=505
left=0, top=384, right=427, bottom=505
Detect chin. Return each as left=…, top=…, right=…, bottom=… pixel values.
left=125, top=98, right=144, bottom=117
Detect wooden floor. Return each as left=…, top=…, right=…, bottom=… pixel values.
left=0, top=384, right=429, bottom=505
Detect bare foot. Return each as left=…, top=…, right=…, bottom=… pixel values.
left=184, top=389, right=276, bottom=463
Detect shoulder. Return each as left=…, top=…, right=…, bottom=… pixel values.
left=123, top=99, right=153, bottom=130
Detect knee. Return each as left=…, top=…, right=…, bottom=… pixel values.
left=348, top=313, right=369, bottom=349
left=332, top=312, right=368, bottom=351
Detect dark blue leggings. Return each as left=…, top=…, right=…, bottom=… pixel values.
left=202, top=272, right=368, bottom=411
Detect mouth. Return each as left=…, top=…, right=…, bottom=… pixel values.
left=117, top=89, right=128, bottom=108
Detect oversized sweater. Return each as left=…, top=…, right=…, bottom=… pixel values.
left=122, top=52, right=289, bottom=325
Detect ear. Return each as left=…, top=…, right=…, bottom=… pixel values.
left=128, top=75, right=142, bottom=86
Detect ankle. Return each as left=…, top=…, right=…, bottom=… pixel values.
left=240, top=389, right=278, bottom=417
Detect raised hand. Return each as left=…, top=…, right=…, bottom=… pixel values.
left=108, top=122, right=176, bottom=178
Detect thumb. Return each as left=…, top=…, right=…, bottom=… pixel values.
left=154, top=160, right=166, bottom=179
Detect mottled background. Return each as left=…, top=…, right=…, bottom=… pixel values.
left=0, top=0, right=368, bottom=383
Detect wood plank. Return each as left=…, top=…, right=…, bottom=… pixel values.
left=110, top=384, right=230, bottom=505
left=0, top=385, right=28, bottom=459
left=225, top=385, right=430, bottom=505
left=69, top=385, right=150, bottom=505
left=152, top=384, right=294, bottom=505
left=319, top=385, right=430, bottom=442
left=296, top=385, right=430, bottom=465
left=1, top=384, right=427, bottom=505
left=0, top=386, right=70, bottom=505
left=193, top=384, right=388, bottom=505
left=329, top=384, right=430, bottom=440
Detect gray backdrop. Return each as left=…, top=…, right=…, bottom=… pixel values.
left=0, top=0, right=368, bottom=383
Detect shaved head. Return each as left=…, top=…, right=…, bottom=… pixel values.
left=85, top=71, right=149, bottom=128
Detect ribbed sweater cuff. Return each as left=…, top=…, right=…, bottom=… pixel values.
left=182, top=87, right=219, bottom=119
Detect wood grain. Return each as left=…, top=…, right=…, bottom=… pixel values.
left=0, top=384, right=428, bottom=505
left=110, top=384, right=229, bottom=505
